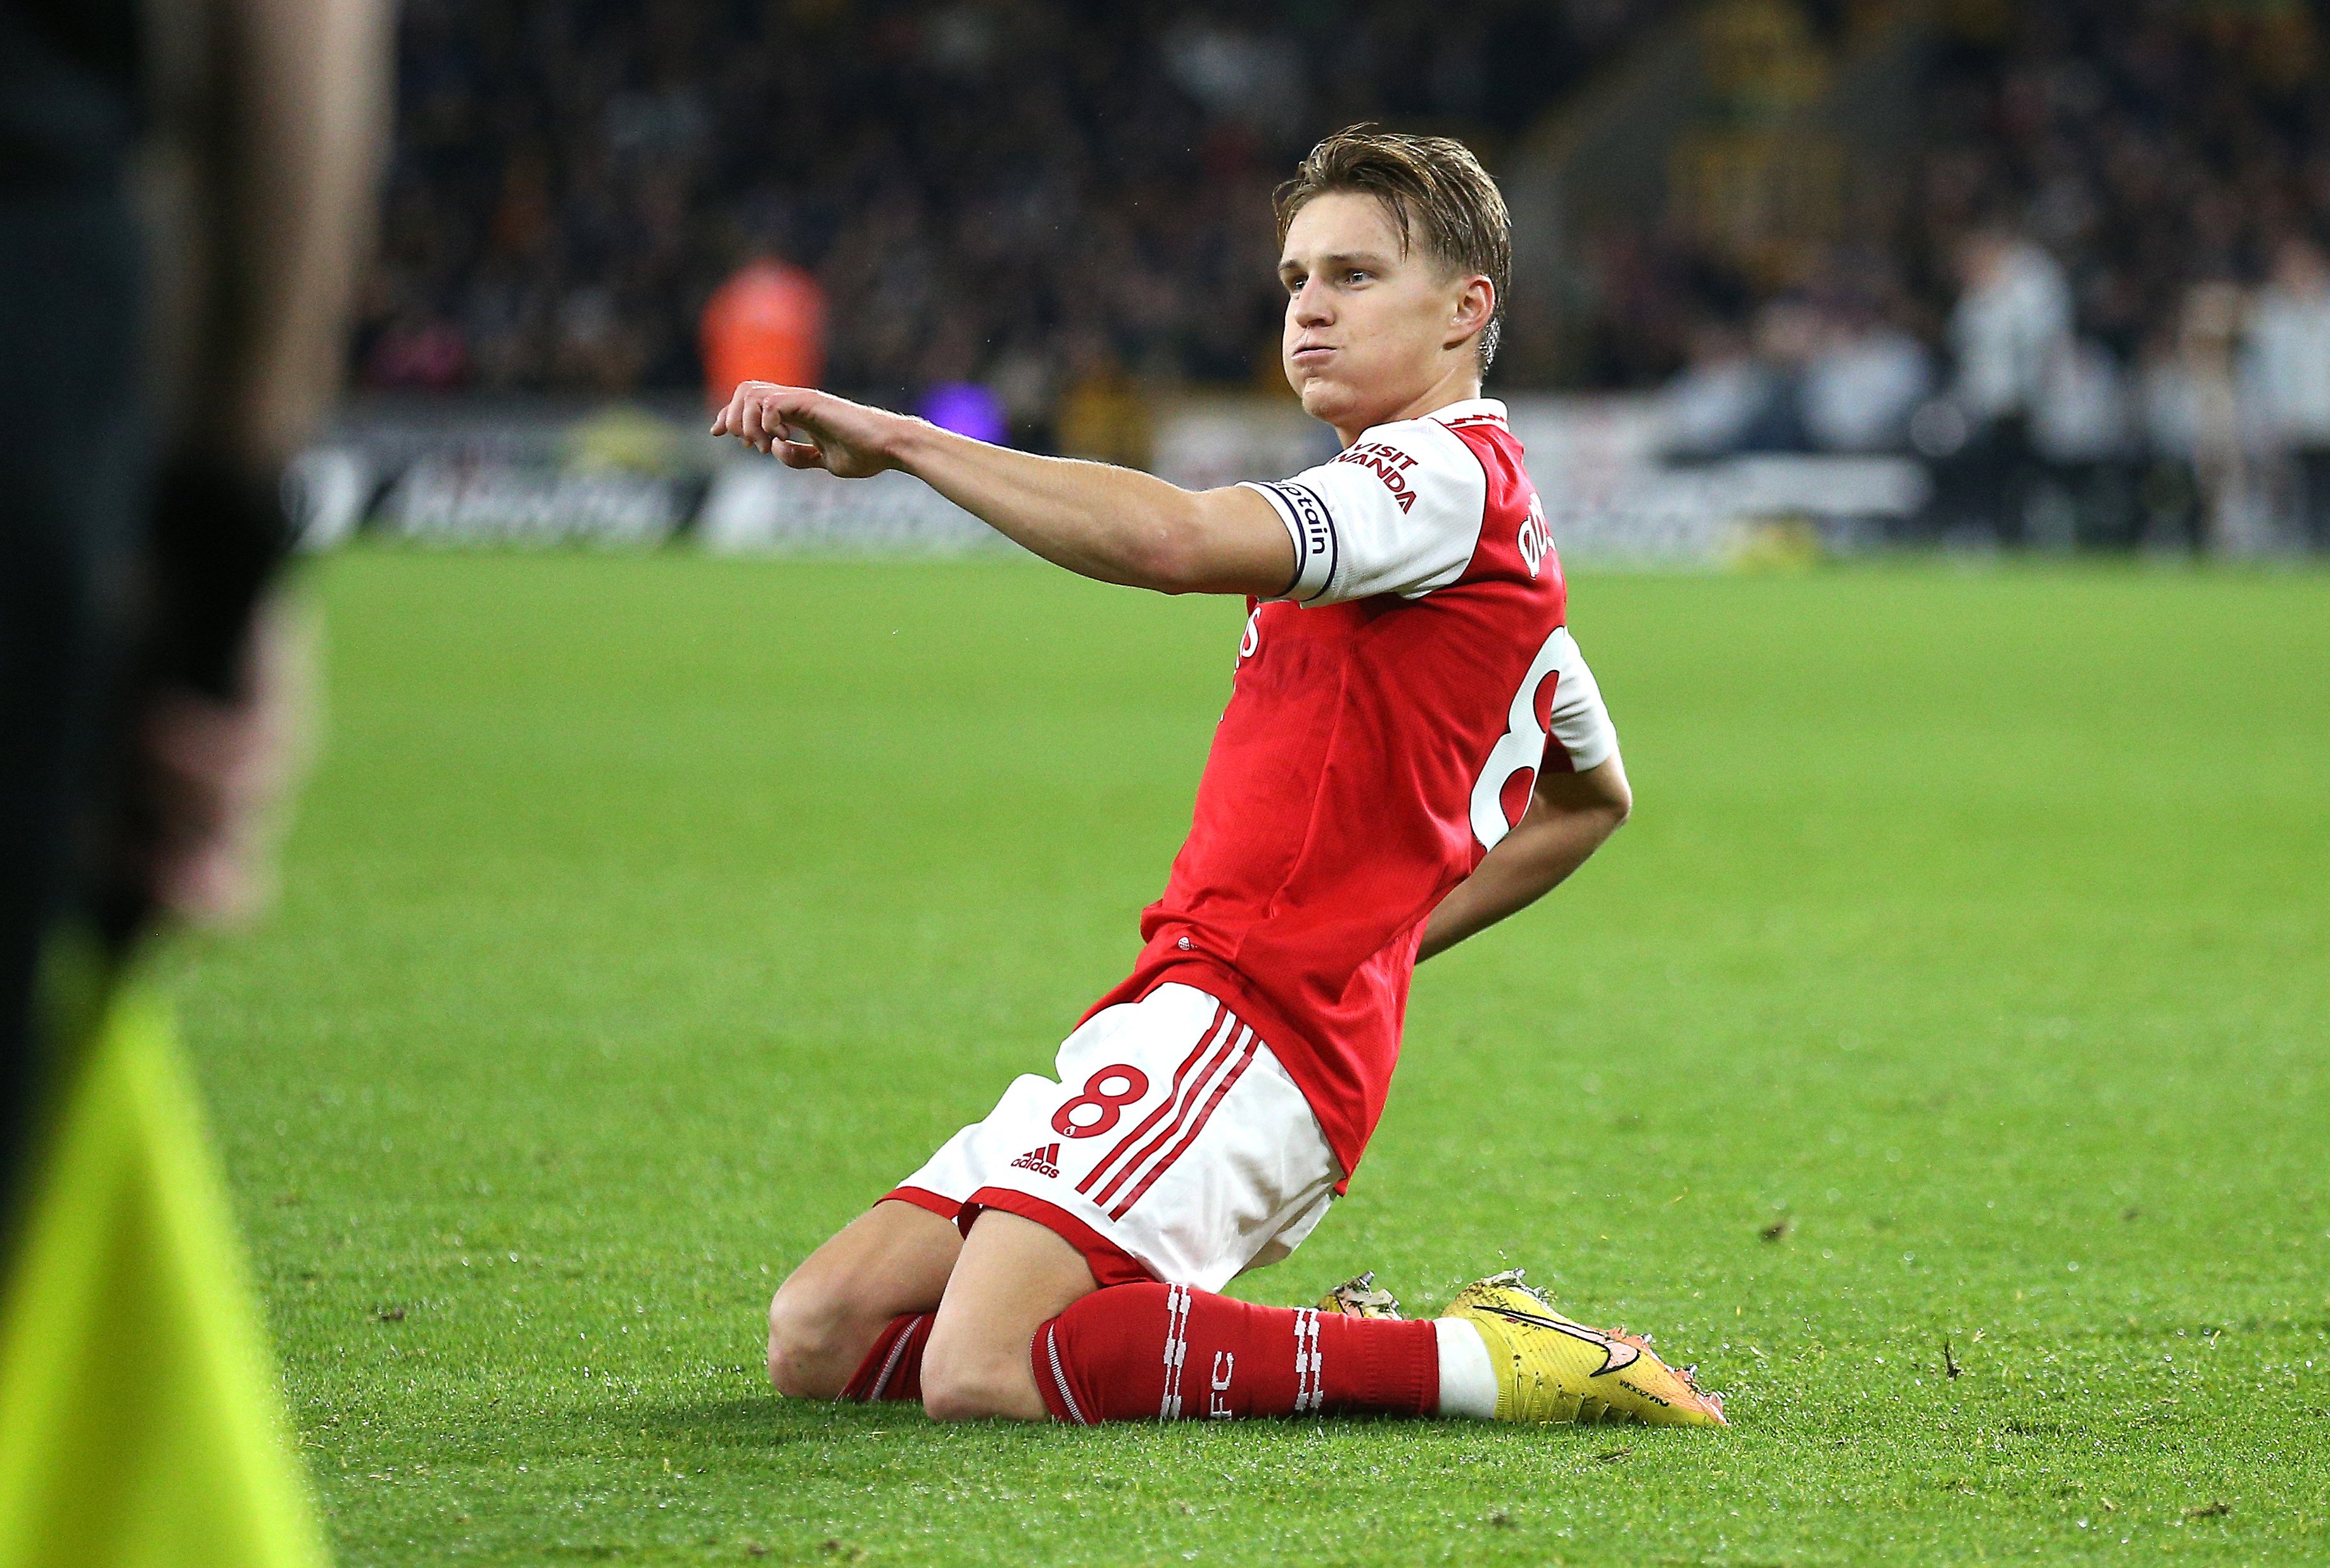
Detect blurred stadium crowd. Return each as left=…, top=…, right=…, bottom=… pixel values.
left=362, top=0, right=2330, bottom=548
left=1631, top=0, right=2330, bottom=548
left=366, top=0, right=1676, bottom=414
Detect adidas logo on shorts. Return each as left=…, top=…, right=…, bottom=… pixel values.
left=1009, top=1142, right=1063, bottom=1179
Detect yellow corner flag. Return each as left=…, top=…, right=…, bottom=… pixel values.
left=0, top=980, right=329, bottom=1568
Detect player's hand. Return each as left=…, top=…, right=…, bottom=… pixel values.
left=711, top=383, right=899, bottom=478
left=140, top=592, right=317, bottom=928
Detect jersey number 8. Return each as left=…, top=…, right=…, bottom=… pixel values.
left=1052, top=1065, right=1151, bottom=1139
left=1469, top=623, right=1572, bottom=853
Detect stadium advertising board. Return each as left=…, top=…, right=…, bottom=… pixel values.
left=295, top=395, right=1932, bottom=565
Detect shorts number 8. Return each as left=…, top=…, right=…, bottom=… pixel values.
left=1052, top=1064, right=1150, bottom=1139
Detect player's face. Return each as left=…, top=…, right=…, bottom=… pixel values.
left=1277, top=191, right=1483, bottom=439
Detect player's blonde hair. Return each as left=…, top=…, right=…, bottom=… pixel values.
left=1274, top=126, right=1514, bottom=370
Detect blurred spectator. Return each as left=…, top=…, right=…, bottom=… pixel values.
left=2143, top=283, right=2255, bottom=554
left=1656, top=320, right=1775, bottom=458
left=2032, top=339, right=2130, bottom=468
left=2030, top=336, right=2135, bottom=547
left=1947, top=229, right=2072, bottom=430
left=1659, top=286, right=1932, bottom=460
left=2135, top=326, right=2207, bottom=551
left=1733, top=298, right=1820, bottom=453
left=700, top=253, right=826, bottom=408
left=1942, top=227, right=2073, bottom=542
left=2243, top=235, right=2330, bottom=550
left=1802, top=300, right=1932, bottom=454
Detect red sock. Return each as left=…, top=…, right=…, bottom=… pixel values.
left=840, top=1313, right=933, bottom=1402
left=1031, top=1283, right=1438, bottom=1424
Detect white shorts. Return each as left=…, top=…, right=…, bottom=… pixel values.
left=886, top=983, right=1341, bottom=1293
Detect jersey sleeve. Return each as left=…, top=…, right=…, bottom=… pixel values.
left=1239, top=419, right=1488, bottom=604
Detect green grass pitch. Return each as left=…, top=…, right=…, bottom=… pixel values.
left=169, top=550, right=2329, bottom=1564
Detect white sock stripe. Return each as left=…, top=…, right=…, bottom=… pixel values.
left=1172, top=1286, right=1193, bottom=1419
left=864, top=1316, right=917, bottom=1402
left=1159, top=1285, right=1191, bottom=1419
left=1044, top=1323, right=1089, bottom=1426
left=1292, top=1308, right=1323, bottom=1413
left=1295, top=1310, right=1305, bottom=1412
left=1294, top=1310, right=1306, bottom=1413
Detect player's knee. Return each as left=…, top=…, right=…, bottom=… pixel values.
left=765, top=1284, right=853, bottom=1400
left=918, top=1339, right=1016, bottom=1422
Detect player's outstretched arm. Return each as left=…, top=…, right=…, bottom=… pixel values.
left=712, top=382, right=1295, bottom=595
left=1416, top=754, right=1633, bottom=962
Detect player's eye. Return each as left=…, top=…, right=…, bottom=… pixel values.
left=1345, top=269, right=1369, bottom=285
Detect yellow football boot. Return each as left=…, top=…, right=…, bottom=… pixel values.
left=1317, top=1272, right=1405, bottom=1319
left=1444, top=1270, right=1726, bottom=1427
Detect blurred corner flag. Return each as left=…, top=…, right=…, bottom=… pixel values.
left=0, top=973, right=327, bottom=1568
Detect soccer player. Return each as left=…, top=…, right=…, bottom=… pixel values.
left=716, top=129, right=1725, bottom=1429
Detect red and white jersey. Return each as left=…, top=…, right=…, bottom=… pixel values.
left=1085, top=399, right=1616, bottom=1180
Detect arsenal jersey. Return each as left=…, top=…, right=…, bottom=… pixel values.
left=1084, top=399, right=1618, bottom=1180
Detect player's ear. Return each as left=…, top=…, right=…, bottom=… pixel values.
left=1447, top=275, right=1493, bottom=350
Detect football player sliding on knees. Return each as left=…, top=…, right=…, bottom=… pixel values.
left=727, top=129, right=1725, bottom=1429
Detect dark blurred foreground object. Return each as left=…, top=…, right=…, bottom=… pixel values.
left=0, top=0, right=391, bottom=1560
